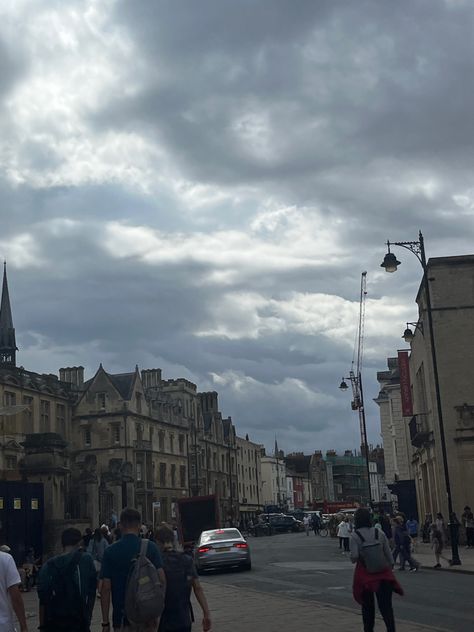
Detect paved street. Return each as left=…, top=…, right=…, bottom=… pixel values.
left=20, top=533, right=473, bottom=631
left=200, top=532, right=473, bottom=631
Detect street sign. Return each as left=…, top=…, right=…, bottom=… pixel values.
left=153, top=501, right=161, bottom=508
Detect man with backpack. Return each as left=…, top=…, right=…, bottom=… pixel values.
left=155, top=524, right=211, bottom=632
left=37, top=527, right=97, bottom=632
left=100, top=507, right=166, bottom=631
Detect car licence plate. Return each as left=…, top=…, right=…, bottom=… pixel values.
left=218, top=547, right=230, bottom=552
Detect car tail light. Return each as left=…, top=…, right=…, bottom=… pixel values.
left=234, top=542, right=248, bottom=549
left=198, top=546, right=211, bottom=553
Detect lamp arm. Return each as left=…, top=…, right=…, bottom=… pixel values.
left=389, top=240, right=424, bottom=268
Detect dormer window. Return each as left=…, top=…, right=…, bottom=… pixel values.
left=136, top=392, right=142, bottom=414
left=97, top=393, right=106, bottom=410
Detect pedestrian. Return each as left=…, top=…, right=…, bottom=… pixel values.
left=405, top=517, right=419, bottom=552
left=378, top=510, right=393, bottom=543
left=397, top=524, right=419, bottom=572
left=37, top=527, right=97, bottom=632
left=100, top=507, right=166, bottom=632
left=83, top=528, right=93, bottom=549
left=422, top=514, right=432, bottom=543
left=155, top=523, right=211, bottom=632
left=461, top=506, right=474, bottom=548
left=350, top=507, right=402, bottom=632
left=337, top=516, right=352, bottom=554
left=101, top=524, right=113, bottom=545
left=303, top=514, right=311, bottom=536
left=392, top=517, right=405, bottom=565
left=311, top=512, right=321, bottom=536
left=435, top=512, right=447, bottom=543
left=87, top=527, right=109, bottom=596
left=0, top=548, right=28, bottom=632
left=431, top=524, right=451, bottom=568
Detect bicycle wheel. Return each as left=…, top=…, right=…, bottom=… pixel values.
left=319, top=527, right=329, bottom=537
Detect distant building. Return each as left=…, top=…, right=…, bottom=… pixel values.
left=236, top=434, right=263, bottom=521
left=325, top=450, right=369, bottom=504
left=261, top=443, right=287, bottom=510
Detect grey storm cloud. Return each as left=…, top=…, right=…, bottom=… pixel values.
left=0, top=0, right=473, bottom=453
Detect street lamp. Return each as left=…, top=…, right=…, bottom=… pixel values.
left=339, top=372, right=372, bottom=505
left=402, top=321, right=424, bottom=344
left=381, top=230, right=461, bottom=565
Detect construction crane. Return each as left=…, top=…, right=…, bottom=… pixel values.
left=339, top=272, right=371, bottom=504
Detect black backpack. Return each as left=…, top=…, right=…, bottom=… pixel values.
left=43, top=550, right=89, bottom=632
left=160, top=551, right=194, bottom=631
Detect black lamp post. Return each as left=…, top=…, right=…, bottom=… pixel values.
left=381, top=230, right=461, bottom=565
left=339, top=372, right=372, bottom=505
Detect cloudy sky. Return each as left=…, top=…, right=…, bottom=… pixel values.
left=1, top=0, right=473, bottom=454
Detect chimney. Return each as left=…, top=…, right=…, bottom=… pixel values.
left=141, top=368, right=162, bottom=389
left=59, top=366, right=84, bottom=388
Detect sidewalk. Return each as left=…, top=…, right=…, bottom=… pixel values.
left=413, top=542, right=474, bottom=573
left=22, top=581, right=451, bottom=632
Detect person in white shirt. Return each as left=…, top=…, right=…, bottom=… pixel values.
left=337, top=517, right=352, bottom=554
left=303, top=515, right=311, bottom=536
left=0, top=550, right=28, bottom=632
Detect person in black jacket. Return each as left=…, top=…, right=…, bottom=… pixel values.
left=155, top=524, right=211, bottom=632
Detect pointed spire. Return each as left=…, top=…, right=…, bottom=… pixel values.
left=0, top=262, right=18, bottom=366
left=274, top=436, right=279, bottom=458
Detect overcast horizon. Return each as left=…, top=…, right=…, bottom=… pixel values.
left=1, top=1, right=473, bottom=455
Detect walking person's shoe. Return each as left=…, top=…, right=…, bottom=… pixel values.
left=433, top=563, right=441, bottom=568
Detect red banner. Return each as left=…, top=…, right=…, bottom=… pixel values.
left=398, top=350, right=413, bottom=417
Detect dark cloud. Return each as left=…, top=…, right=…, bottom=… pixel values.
left=1, top=0, right=473, bottom=453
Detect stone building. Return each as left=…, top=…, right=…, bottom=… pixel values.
left=325, top=450, right=369, bottom=504
left=406, top=255, right=474, bottom=520
left=374, top=358, right=416, bottom=514
left=0, top=264, right=241, bottom=554
left=236, top=434, right=263, bottom=522
left=261, top=444, right=287, bottom=510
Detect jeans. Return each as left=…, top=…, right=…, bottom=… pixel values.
left=343, top=537, right=350, bottom=552
left=361, top=581, right=396, bottom=632
left=399, top=547, right=418, bottom=570
left=466, top=527, right=474, bottom=547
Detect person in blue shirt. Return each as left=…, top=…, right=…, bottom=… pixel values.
left=406, top=518, right=419, bottom=551
left=100, top=508, right=166, bottom=632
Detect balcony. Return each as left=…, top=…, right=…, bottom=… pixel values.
left=133, top=439, right=152, bottom=451
left=409, top=415, right=431, bottom=448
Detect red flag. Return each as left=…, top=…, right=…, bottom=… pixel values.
left=398, top=350, right=413, bottom=417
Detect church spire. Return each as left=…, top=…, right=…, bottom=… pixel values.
left=0, top=262, right=18, bottom=366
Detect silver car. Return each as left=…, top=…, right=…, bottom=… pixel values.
left=195, top=528, right=251, bottom=572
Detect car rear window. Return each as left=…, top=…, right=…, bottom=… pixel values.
left=201, top=529, right=241, bottom=542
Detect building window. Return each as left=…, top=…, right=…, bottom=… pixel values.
left=84, top=427, right=91, bottom=447
left=159, top=431, right=165, bottom=451
left=159, top=463, right=167, bottom=486
left=136, top=392, right=142, bottom=414
left=178, top=434, right=185, bottom=454
left=136, top=462, right=143, bottom=481
left=40, top=400, right=50, bottom=432
left=22, top=396, right=34, bottom=434
left=4, top=391, right=16, bottom=406
left=149, top=427, right=154, bottom=442
left=5, top=455, right=17, bottom=469
left=169, top=435, right=174, bottom=453
left=56, top=404, right=66, bottom=437
left=221, top=454, right=225, bottom=472
left=97, top=392, right=106, bottom=409
left=111, top=425, right=120, bottom=444
left=171, top=464, right=176, bottom=487
left=213, top=453, right=217, bottom=470
left=180, top=465, right=186, bottom=488
left=222, top=481, right=226, bottom=497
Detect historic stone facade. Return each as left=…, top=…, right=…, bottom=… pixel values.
left=407, top=255, right=474, bottom=520
left=375, top=357, right=414, bottom=484
left=236, top=434, right=263, bottom=520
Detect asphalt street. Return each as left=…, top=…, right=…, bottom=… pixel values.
left=200, top=532, right=473, bottom=631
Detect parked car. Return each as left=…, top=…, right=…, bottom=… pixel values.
left=268, top=515, right=302, bottom=533
left=195, top=528, right=251, bottom=572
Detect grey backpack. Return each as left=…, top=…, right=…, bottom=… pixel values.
left=124, top=539, right=165, bottom=625
left=355, top=528, right=389, bottom=573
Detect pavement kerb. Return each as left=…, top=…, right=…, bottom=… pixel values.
left=202, top=580, right=452, bottom=632
left=420, top=564, right=474, bottom=575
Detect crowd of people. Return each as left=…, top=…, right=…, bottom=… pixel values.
left=0, top=507, right=211, bottom=632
